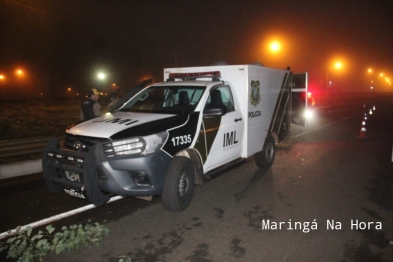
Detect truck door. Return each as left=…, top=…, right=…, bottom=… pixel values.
left=291, top=73, right=309, bottom=127
left=201, top=85, right=244, bottom=172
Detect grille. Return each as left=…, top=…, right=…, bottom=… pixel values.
left=62, top=134, right=111, bottom=152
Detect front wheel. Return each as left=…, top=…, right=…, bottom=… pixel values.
left=255, top=135, right=276, bottom=169
left=162, top=156, right=195, bottom=212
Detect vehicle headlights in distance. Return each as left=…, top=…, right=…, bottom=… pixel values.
left=304, top=109, right=314, bottom=119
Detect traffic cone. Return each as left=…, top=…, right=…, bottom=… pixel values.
left=357, top=120, right=367, bottom=138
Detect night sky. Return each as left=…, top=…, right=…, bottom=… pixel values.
left=1, top=0, right=393, bottom=99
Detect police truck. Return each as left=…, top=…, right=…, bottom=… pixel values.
left=42, top=62, right=308, bottom=211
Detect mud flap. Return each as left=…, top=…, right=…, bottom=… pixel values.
left=136, top=196, right=153, bottom=201
left=42, top=138, right=63, bottom=193
left=83, top=144, right=110, bottom=206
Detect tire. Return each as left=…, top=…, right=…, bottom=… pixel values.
left=42, top=138, right=64, bottom=193
left=162, top=156, right=195, bottom=212
left=255, top=135, right=276, bottom=169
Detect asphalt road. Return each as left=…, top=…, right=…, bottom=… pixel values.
left=1, top=99, right=393, bottom=261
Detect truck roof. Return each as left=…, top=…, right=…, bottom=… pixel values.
left=152, top=80, right=223, bottom=88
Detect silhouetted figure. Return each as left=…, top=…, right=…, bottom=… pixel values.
left=80, top=89, right=101, bottom=120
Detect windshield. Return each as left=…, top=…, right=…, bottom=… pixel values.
left=119, top=85, right=205, bottom=114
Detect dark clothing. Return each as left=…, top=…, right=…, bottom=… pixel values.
left=106, top=98, right=119, bottom=112
left=81, top=98, right=101, bottom=121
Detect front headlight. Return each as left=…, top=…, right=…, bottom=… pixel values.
left=109, top=131, right=168, bottom=157
left=142, top=131, right=168, bottom=155
left=112, top=137, right=145, bottom=155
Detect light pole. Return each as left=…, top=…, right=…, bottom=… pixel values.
left=326, top=60, right=344, bottom=95
left=13, top=68, right=24, bottom=101
left=367, top=68, right=374, bottom=92
left=0, top=74, right=5, bottom=101
left=326, top=71, right=330, bottom=95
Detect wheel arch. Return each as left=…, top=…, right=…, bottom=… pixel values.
left=175, top=148, right=204, bottom=186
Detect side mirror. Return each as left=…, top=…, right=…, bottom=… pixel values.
left=138, top=93, right=149, bottom=101
left=203, top=106, right=227, bottom=117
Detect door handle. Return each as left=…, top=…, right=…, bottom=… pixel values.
left=234, top=118, right=242, bottom=122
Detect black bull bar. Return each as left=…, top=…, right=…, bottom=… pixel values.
left=42, top=138, right=111, bottom=206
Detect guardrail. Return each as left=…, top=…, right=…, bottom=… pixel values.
left=0, top=137, right=54, bottom=158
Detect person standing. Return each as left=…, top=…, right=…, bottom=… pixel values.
left=80, top=88, right=101, bottom=121
left=106, top=92, right=119, bottom=112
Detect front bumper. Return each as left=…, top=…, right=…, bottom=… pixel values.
left=43, top=138, right=172, bottom=198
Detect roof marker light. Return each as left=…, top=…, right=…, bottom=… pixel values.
left=168, top=71, right=221, bottom=81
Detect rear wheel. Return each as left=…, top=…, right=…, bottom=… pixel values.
left=162, top=156, right=195, bottom=211
left=255, top=135, right=276, bottom=169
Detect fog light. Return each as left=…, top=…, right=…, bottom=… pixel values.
left=130, top=171, right=151, bottom=186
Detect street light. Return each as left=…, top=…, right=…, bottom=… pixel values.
left=367, top=69, right=392, bottom=91
left=259, top=36, right=287, bottom=66
left=326, top=59, right=345, bottom=95
left=334, top=62, right=342, bottom=70
left=97, top=72, right=106, bottom=80
left=95, top=72, right=107, bottom=90
left=15, top=69, right=24, bottom=76
left=269, top=41, right=281, bottom=54
left=12, top=68, right=25, bottom=101
left=383, top=76, right=391, bottom=86
left=367, top=68, right=375, bottom=91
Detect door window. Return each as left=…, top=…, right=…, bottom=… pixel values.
left=205, top=85, right=235, bottom=112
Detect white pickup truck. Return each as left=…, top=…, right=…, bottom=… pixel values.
left=42, top=63, right=308, bottom=211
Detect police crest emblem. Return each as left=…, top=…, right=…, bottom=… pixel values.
left=250, top=80, right=261, bottom=106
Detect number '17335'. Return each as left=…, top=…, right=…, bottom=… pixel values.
left=171, top=135, right=192, bottom=146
